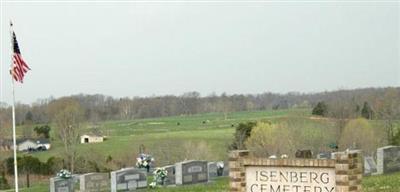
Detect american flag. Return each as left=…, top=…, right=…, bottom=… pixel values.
left=11, top=23, right=30, bottom=83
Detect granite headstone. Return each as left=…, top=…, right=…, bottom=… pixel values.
left=317, top=152, right=331, bottom=159
left=377, top=145, right=400, bottom=174
left=175, top=160, right=208, bottom=185
left=80, top=172, right=110, bottom=192
left=50, top=177, right=75, bottom=192
left=111, top=167, right=147, bottom=192
left=208, top=162, right=218, bottom=179
left=295, top=149, right=312, bottom=158
left=222, top=161, right=229, bottom=176
left=162, top=165, right=176, bottom=186
left=364, top=156, right=377, bottom=175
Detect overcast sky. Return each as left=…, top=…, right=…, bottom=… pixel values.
left=1, top=1, right=399, bottom=104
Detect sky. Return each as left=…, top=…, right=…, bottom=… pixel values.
left=1, top=1, right=399, bottom=104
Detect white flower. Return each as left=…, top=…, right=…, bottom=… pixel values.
left=217, top=161, right=224, bottom=169
left=57, top=169, right=71, bottom=179
left=149, top=182, right=157, bottom=188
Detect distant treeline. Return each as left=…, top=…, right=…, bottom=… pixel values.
left=0, top=87, right=399, bottom=127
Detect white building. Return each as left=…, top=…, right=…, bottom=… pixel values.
left=36, top=138, right=51, bottom=150
left=16, top=138, right=50, bottom=151
left=80, top=134, right=104, bottom=144
left=17, top=139, right=37, bottom=151
left=17, top=139, right=51, bottom=151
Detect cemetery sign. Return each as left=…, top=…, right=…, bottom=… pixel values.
left=246, top=167, right=335, bottom=192
left=229, top=150, right=363, bottom=192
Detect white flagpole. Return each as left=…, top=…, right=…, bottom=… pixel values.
left=9, top=20, right=19, bottom=192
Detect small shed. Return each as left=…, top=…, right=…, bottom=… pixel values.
left=80, top=134, right=104, bottom=144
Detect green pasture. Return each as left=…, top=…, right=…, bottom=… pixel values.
left=1, top=108, right=400, bottom=191
left=15, top=109, right=308, bottom=164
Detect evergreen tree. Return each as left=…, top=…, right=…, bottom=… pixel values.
left=229, top=122, right=257, bottom=150
left=312, top=101, right=328, bottom=116
left=34, top=125, right=51, bottom=138
left=361, top=101, right=373, bottom=119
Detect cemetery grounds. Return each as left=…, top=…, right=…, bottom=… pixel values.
left=1, top=108, right=400, bottom=191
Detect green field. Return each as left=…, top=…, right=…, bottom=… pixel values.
left=4, top=109, right=307, bottom=165
left=1, top=108, right=400, bottom=191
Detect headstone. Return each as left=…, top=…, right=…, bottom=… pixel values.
left=110, top=167, right=147, bottom=192
left=317, top=152, right=331, bottom=159
left=162, top=165, right=176, bottom=186
left=377, top=145, right=400, bottom=174
left=295, top=149, right=312, bottom=158
left=208, top=162, right=218, bottom=179
left=50, top=177, right=74, bottom=192
left=80, top=172, right=110, bottom=192
left=222, top=162, right=229, bottom=176
left=175, top=160, right=208, bottom=185
left=364, top=156, right=377, bottom=175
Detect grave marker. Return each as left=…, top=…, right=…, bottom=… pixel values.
left=175, top=160, right=208, bottom=185
left=377, top=145, right=400, bottom=174
left=208, top=161, right=225, bottom=179
left=49, top=177, right=75, bottom=192
left=364, top=156, right=377, bottom=175
left=80, top=172, right=110, bottom=192
left=162, top=165, right=176, bottom=185
left=111, top=167, right=147, bottom=192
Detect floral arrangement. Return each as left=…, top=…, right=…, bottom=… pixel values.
left=216, top=161, right=224, bottom=169
left=56, top=169, right=72, bottom=179
left=216, top=161, right=224, bottom=176
left=136, top=153, right=154, bottom=169
left=150, top=167, right=168, bottom=188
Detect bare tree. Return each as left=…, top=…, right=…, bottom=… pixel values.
left=373, top=88, right=400, bottom=144
left=52, top=98, right=84, bottom=173
left=118, top=98, right=132, bottom=120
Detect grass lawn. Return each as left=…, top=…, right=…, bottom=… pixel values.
left=363, top=172, right=400, bottom=192
left=17, top=109, right=308, bottom=165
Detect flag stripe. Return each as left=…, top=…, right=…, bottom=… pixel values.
left=11, top=30, right=30, bottom=83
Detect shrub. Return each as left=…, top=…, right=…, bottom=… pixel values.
left=229, top=122, right=257, bottom=150
left=339, top=118, right=378, bottom=155
left=245, top=122, right=292, bottom=157
left=312, top=102, right=328, bottom=116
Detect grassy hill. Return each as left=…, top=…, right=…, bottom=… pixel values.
left=1, top=108, right=400, bottom=191
left=1, top=108, right=392, bottom=166
left=18, top=109, right=308, bottom=164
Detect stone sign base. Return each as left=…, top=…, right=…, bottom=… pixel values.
left=229, top=150, right=362, bottom=192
